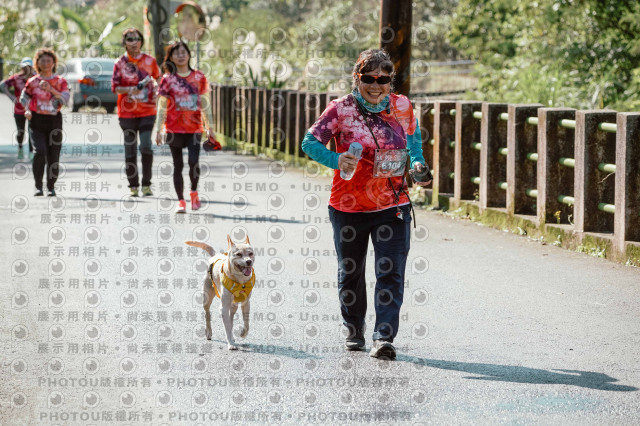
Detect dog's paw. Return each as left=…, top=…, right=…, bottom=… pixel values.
left=227, top=344, right=238, bottom=351
left=239, top=327, right=249, bottom=338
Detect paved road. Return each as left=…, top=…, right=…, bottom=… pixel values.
left=1, top=97, right=640, bottom=425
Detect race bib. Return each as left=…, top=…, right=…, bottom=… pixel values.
left=175, top=94, right=199, bottom=111
left=37, top=98, right=55, bottom=113
left=373, top=149, right=408, bottom=178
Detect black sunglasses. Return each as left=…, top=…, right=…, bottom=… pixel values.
left=358, top=73, right=392, bottom=85
left=125, top=37, right=142, bottom=42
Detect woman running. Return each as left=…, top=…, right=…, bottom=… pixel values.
left=154, top=41, right=214, bottom=213
left=111, top=28, right=161, bottom=197
left=0, top=57, right=36, bottom=158
left=20, top=49, right=69, bottom=197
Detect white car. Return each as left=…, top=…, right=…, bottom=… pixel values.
left=59, top=58, right=117, bottom=113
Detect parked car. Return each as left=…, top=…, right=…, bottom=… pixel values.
left=59, top=58, right=117, bottom=113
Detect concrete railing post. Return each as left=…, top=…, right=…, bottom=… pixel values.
left=209, top=84, right=218, bottom=134
left=454, top=101, right=482, bottom=202
left=247, top=88, right=257, bottom=153
left=574, top=110, right=617, bottom=234
left=240, top=86, right=249, bottom=142
left=295, top=91, right=307, bottom=164
left=537, top=108, right=576, bottom=226
left=507, top=104, right=542, bottom=216
left=269, top=90, right=285, bottom=153
left=219, top=86, right=226, bottom=136
left=434, top=101, right=456, bottom=198
left=614, top=113, right=640, bottom=256
left=304, top=92, right=321, bottom=143
left=415, top=102, right=435, bottom=177
left=285, top=91, right=298, bottom=160
left=235, top=86, right=246, bottom=141
left=304, top=92, right=319, bottom=129
left=229, top=86, right=238, bottom=141
left=263, top=89, right=273, bottom=153
left=255, top=88, right=265, bottom=152
left=480, top=103, right=508, bottom=211
left=225, top=86, right=233, bottom=138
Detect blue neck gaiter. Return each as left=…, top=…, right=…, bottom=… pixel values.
left=352, top=89, right=390, bottom=113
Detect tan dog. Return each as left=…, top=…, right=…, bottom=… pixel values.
left=185, top=235, right=255, bottom=350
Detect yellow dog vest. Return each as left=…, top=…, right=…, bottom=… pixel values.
left=208, top=258, right=255, bottom=303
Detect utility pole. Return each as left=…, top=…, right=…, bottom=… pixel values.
left=379, top=0, right=412, bottom=96
left=148, top=0, right=172, bottom=66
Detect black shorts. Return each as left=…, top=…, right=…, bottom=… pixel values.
left=165, top=132, right=201, bottom=148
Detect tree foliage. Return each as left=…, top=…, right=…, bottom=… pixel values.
left=451, top=0, right=640, bottom=110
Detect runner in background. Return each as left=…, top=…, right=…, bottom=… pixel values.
left=0, top=57, right=36, bottom=159
left=111, top=28, right=161, bottom=197
left=154, top=41, right=214, bottom=214
left=20, top=49, right=69, bottom=197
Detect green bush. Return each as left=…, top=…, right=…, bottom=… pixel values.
left=451, top=0, right=640, bottom=111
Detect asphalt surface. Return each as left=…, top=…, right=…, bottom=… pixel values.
left=1, top=98, right=640, bottom=425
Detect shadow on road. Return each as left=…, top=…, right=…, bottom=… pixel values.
left=397, top=355, right=638, bottom=392
left=205, top=340, right=320, bottom=359
left=61, top=196, right=152, bottom=204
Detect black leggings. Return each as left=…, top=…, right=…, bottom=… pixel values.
left=168, top=133, right=201, bottom=200
left=29, top=112, right=63, bottom=191
left=14, top=114, right=32, bottom=151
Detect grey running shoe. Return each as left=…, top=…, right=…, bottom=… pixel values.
left=370, top=340, right=396, bottom=360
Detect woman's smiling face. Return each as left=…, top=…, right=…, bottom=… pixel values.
left=357, top=68, right=391, bottom=104
left=171, top=45, right=190, bottom=67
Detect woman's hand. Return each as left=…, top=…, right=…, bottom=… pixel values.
left=338, top=152, right=358, bottom=174
left=38, top=80, right=51, bottom=91
left=412, top=162, right=432, bottom=187
left=155, top=132, right=163, bottom=146
left=25, top=110, right=32, bottom=121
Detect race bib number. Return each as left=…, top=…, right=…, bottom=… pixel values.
left=175, top=94, right=199, bottom=111
left=37, top=99, right=55, bottom=113
left=373, top=149, right=408, bottom=178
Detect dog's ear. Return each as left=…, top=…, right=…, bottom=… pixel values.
left=227, top=234, right=235, bottom=250
left=244, top=234, right=250, bottom=245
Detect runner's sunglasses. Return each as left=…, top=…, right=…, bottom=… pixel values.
left=358, top=73, right=392, bottom=85
left=125, top=37, right=142, bottom=42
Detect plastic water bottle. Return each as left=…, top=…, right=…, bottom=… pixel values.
left=340, top=142, right=363, bottom=181
left=136, top=75, right=152, bottom=90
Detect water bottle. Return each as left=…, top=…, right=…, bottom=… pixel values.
left=340, top=142, right=363, bottom=181
left=136, top=75, right=152, bottom=90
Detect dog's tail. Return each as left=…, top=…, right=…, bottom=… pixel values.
left=185, top=241, right=216, bottom=257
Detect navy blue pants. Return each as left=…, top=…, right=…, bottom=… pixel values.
left=329, top=204, right=411, bottom=342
